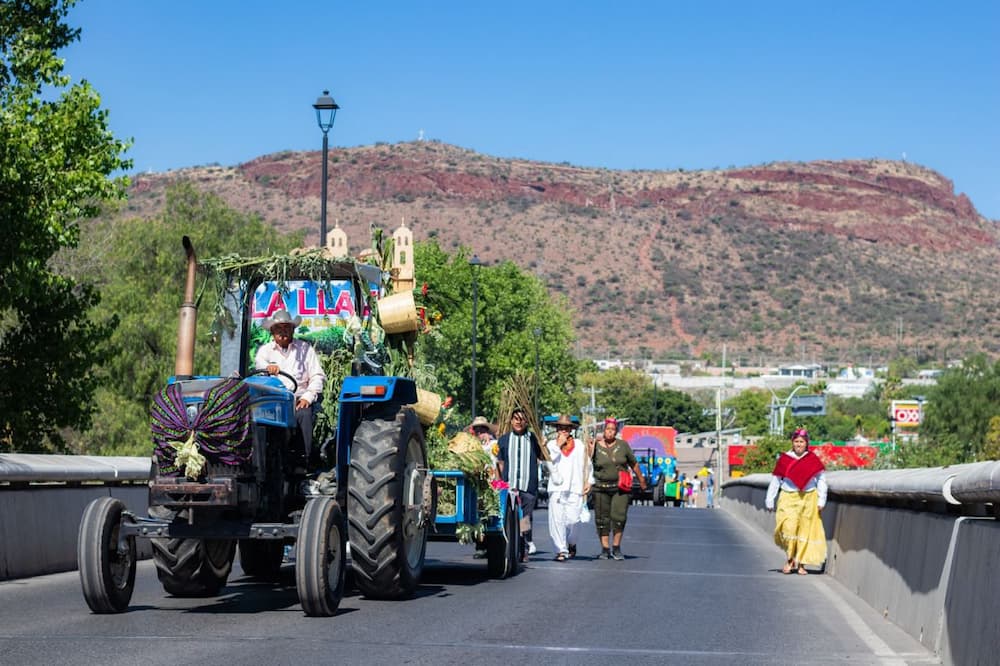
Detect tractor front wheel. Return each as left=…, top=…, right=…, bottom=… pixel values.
left=78, top=497, right=136, bottom=613
left=296, top=497, right=346, bottom=617
left=348, top=407, right=427, bottom=599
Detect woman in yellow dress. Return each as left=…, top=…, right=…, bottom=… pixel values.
left=765, top=428, right=828, bottom=575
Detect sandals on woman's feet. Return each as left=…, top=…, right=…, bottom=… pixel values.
left=782, top=562, right=793, bottom=574
left=554, top=553, right=569, bottom=562
left=797, top=566, right=808, bottom=575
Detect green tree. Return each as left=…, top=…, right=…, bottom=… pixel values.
left=727, top=389, right=770, bottom=436
left=902, top=354, right=1000, bottom=466
left=0, top=0, right=131, bottom=451
left=69, top=183, right=298, bottom=454
left=982, top=416, right=1000, bottom=462
left=574, top=368, right=712, bottom=432
left=413, top=242, right=581, bottom=424
left=740, top=434, right=787, bottom=474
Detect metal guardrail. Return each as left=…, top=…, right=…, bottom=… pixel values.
left=725, top=460, right=1000, bottom=508
left=0, top=454, right=151, bottom=484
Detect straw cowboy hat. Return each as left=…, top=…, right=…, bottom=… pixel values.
left=554, top=414, right=577, bottom=428
left=470, top=416, right=493, bottom=431
left=262, top=309, right=302, bottom=330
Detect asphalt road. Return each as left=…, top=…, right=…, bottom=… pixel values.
left=0, top=505, right=938, bottom=665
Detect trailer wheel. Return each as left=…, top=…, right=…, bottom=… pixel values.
left=653, top=478, right=665, bottom=506
left=78, top=497, right=136, bottom=613
left=238, top=540, right=284, bottom=580
left=486, top=493, right=519, bottom=579
left=150, top=508, right=235, bottom=597
left=348, top=407, right=427, bottom=599
left=295, top=497, right=346, bottom=616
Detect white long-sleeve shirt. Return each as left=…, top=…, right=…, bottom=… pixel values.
left=254, top=339, right=326, bottom=405
left=546, top=438, right=593, bottom=495
left=765, top=451, right=828, bottom=510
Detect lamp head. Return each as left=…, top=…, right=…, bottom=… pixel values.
left=313, top=90, right=340, bottom=133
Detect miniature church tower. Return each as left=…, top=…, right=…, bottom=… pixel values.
left=391, top=217, right=415, bottom=291
left=325, top=219, right=349, bottom=259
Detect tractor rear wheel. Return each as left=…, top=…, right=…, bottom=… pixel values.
left=78, top=497, right=136, bottom=613
left=238, top=540, right=283, bottom=580
left=653, top=478, right=665, bottom=506
left=296, top=496, right=346, bottom=617
left=348, top=407, right=427, bottom=599
left=150, top=508, right=235, bottom=597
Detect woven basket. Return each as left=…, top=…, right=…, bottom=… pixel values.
left=377, top=290, right=420, bottom=334
left=412, top=388, right=442, bottom=426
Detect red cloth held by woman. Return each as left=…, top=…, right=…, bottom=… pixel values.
left=772, top=451, right=825, bottom=489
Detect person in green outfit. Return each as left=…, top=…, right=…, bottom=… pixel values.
left=589, top=417, right=646, bottom=560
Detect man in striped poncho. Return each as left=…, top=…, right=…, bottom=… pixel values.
left=496, top=407, right=543, bottom=562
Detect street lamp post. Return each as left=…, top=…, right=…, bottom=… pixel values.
left=312, top=90, right=339, bottom=247
left=533, top=327, right=542, bottom=421
left=768, top=384, right=809, bottom=435
left=469, top=255, right=483, bottom=420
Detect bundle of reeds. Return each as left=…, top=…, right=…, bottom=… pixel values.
left=496, top=371, right=550, bottom=462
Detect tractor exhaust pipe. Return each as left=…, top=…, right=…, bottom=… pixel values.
left=174, top=236, right=198, bottom=379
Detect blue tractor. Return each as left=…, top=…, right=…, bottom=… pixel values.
left=77, top=237, right=517, bottom=617
left=630, top=449, right=677, bottom=506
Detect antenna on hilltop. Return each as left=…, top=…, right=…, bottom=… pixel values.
left=902, top=152, right=907, bottom=162
left=418, top=129, right=425, bottom=141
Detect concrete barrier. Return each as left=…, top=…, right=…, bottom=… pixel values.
left=722, top=465, right=1000, bottom=666
left=0, top=454, right=152, bottom=581
left=0, top=485, right=150, bottom=580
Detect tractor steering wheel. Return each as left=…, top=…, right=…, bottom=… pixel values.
left=247, top=368, right=299, bottom=393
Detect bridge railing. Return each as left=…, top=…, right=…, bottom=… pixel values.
left=722, top=461, right=1000, bottom=666
left=0, top=454, right=152, bottom=581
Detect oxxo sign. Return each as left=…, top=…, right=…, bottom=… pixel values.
left=890, top=400, right=923, bottom=429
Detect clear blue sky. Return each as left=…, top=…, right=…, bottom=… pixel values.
left=65, top=0, right=999, bottom=219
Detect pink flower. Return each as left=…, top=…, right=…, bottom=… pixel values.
left=442, top=395, right=454, bottom=409
left=490, top=479, right=509, bottom=490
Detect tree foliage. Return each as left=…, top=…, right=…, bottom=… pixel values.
left=69, top=183, right=299, bottom=454
left=413, top=242, right=582, bottom=425
left=739, top=434, right=788, bottom=474
left=896, top=354, right=1000, bottom=466
left=727, top=389, right=770, bottom=436
left=0, top=0, right=131, bottom=451
left=574, top=368, right=713, bottom=433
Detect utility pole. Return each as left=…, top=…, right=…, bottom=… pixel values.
left=715, top=386, right=722, bottom=500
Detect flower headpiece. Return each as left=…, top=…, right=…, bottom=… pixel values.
left=791, top=427, right=810, bottom=443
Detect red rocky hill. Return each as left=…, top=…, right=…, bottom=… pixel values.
left=122, top=141, right=1000, bottom=365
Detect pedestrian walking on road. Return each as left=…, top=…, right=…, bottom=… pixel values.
left=546, top=414, right=592, bottom=561
left=497, top=407, right=542, bottom=561
left=590, top=417, right=646, bottom=560
left=688, top=476, right=700, bottom=507
left=765, top=428, right=828, bottom=574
